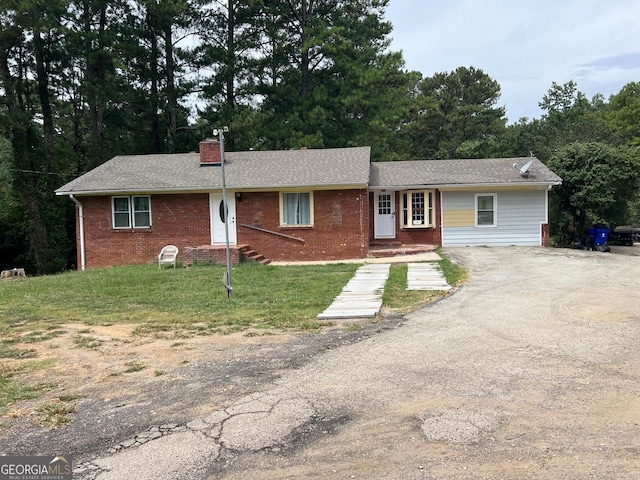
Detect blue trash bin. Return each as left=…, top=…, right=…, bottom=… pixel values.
left=588, top=227, right=610, bottom=246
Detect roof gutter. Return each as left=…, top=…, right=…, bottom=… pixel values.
left=55, top=182, right=371, bottom=196
left=69, top=195, right=86, bottom=271
left=373, top=181, right=562, bottom=190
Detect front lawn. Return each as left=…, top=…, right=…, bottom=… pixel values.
left=0, top=258, right=466, bottom=425
left=0, top=256, right=466, bottom=338
left=0, top=262, right=360, bottom=337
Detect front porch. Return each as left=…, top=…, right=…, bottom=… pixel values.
left=367, top=243, right=438, bottom=258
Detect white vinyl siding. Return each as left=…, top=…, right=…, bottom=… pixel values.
left=442, top=190, right=547, bottom=246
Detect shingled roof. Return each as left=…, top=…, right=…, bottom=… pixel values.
left=370, top=157, right=562, bottom=189
left=56, top=146, right=372, bottom=195
left=56, top=147, right=562, bottom=196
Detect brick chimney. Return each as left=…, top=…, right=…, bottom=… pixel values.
left=199, top=139, right=221, bottom=165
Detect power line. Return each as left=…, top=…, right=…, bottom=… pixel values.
left=11, top=168, right=70, bottom=177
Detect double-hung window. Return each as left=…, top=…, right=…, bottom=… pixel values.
left=475, top=194, right=497, bottom=227
left=112, top=195, right=152, bottom=229
left=401, top=190, right=434, bottom=228
left=280, top=192, right=313, bottom=227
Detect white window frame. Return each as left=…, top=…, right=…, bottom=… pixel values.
left=401, top=190, right=435, bottom=228
left=475, top=193, right=497, bottom=227
left=111, top=195, right=152, bottom=229
left=279, top=191, right=314, bottom=227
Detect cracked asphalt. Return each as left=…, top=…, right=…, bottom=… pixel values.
left=7, top=246, right=640, bottom=479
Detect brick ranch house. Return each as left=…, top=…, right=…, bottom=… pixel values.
left=55, top=140, right=562, bottom=269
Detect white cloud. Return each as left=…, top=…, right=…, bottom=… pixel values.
left=385, top=0, right=640, bottom=122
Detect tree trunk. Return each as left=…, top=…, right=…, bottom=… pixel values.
left=164, top=23, right=177, bottom=152
left=84, top=1, right=107, bottom=169
left=226, top=0, right=236, bottom=109
left=33, top=27, right=54, bottom=170
left=147, top=9, right=162, bottom=153
left=0, top=33, right=51, bottom=273
left=299, top=0, right=312, bottom=97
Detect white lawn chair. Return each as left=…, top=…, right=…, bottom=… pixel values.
left=158, top=245, right=179, bottom=269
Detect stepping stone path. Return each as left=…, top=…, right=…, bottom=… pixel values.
left=406, top=262, right=451, bottom=291
left=317, top=263, right=391, bottom=319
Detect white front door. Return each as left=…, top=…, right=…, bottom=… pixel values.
left=374, top=191, right=395, bottom=239
left=210, top=193, right=237, bottom=244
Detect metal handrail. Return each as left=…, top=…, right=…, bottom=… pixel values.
left=239, top=224, right=305, bottom=243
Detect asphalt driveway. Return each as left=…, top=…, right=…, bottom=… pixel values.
left=33, top=247, right=640, bottom=478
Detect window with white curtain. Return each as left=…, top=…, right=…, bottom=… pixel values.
left=280, top=192, right=313, bottom=226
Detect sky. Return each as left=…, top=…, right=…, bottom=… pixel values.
left=384, top=0, right=640, bottom=123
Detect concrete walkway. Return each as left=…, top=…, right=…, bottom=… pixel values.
left=272, top=251, right=440, bottom=265
left=317, top=263, right=391, bottom=319
left=406, top=262, right=451, bottom=291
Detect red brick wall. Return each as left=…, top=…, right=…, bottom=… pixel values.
left=236, top=189, right=370, bottom=261
left=77, top=194, right=211, bottom=268
left=75, top=189, right=369, bottom=268
left=541, top=223, right=550, bottom=247
left=368, top=190, right=442, bottom=245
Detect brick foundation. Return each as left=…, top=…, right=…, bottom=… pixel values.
left=183, top=245, right=241, bottom=265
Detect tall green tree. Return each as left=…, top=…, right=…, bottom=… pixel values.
left=493, top=81, right=612, bottom=162
left=0, top=136, right=20, bottom=270
left=0, top=0, right=203, bottom=272
left=606, top=81, right=640, bottom=146
left=142, top=0, right=196, bottom=152
left=401, top=66, right=506, bottom=159
left=251, top=0, right=415, bottom=158
left=195, top=0, right=264, bottom=150
left=0, top=1, right=73, bottom=273
left=547, top=142, right=640, bottom=244
left=536, top=81, right=610, bottom=159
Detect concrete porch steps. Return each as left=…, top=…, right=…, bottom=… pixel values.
left=239, top=245, right=272, bottom=265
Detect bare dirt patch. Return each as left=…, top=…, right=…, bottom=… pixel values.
left=1, top=324, right=296, bottom=431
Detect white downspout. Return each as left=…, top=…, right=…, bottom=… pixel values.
left=69, top=195, right=86, bottom=271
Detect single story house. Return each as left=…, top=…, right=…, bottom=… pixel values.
left=55, top=140, right=562, bottom=269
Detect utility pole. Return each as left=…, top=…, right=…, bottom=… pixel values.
left=213, top=127, right=232, bottom=298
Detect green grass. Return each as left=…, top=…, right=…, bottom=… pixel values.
left=382, top=264, right=441, bottom=310
left=0, top=343, right=37, bottom=359
left=0, top=258, right=467, bottom=336
left=73, top=335, right=104, bottom=349
left=32, top=398, right=77, bottom=428
left=437, top=249, right=468, bottom=286
left=0, top=360, right=56, bottom=416
left=382, top=254, right=467, bottom=312
left=0, top=262, right=360, bottom=337
left=123, top=361, right=147, bottom=373
left=0, top=378, right=50, bottom=415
